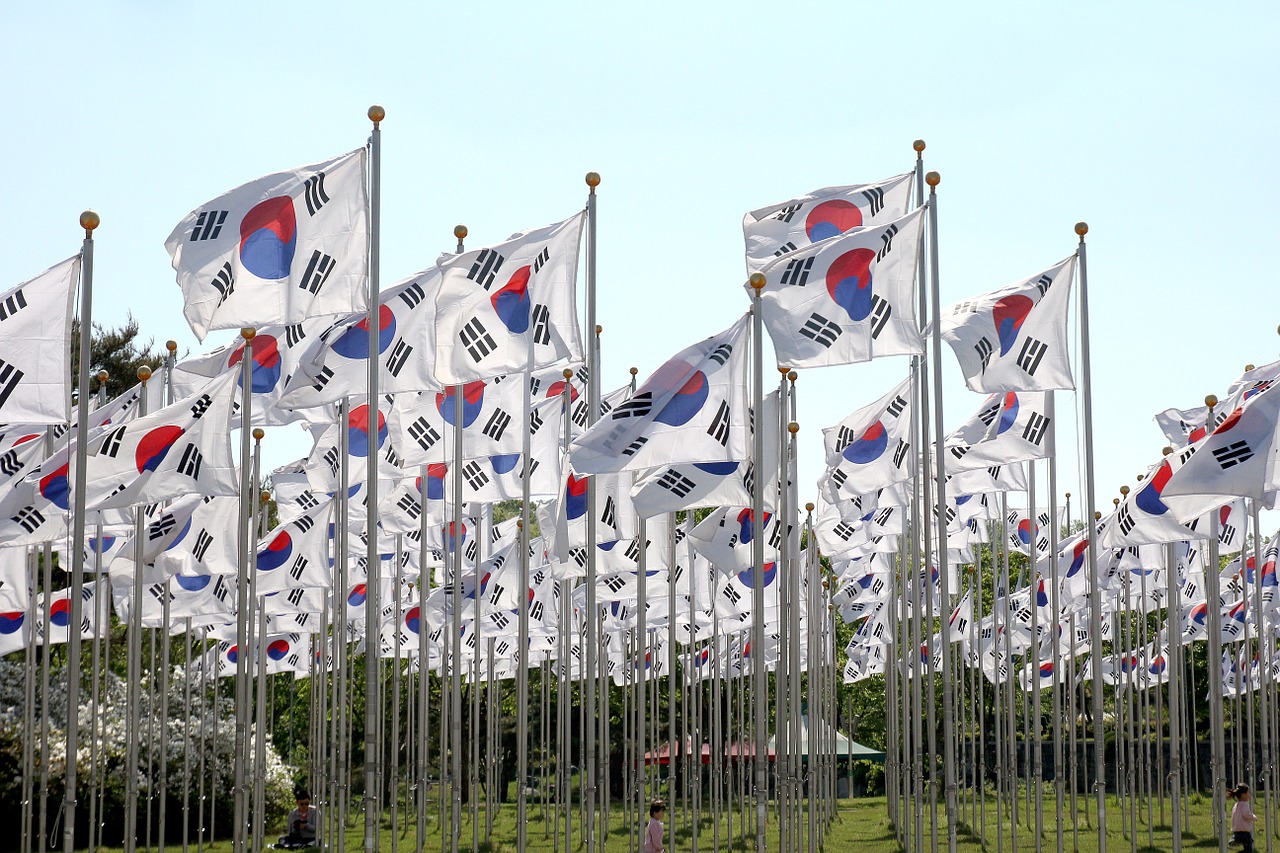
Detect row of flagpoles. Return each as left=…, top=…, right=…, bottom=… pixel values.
left=3, top=106, right=1279, bottom=853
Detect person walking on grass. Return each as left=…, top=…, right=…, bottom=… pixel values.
left=645, top=799, right=666, bottom=853
left=1230, top=783, right=1259, bottom=852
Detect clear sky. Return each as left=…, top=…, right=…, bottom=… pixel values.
left=2, top=3, right=1277, bottom=528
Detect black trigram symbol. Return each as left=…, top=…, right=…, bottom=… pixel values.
left=210, top=261, right=234, bottom=304
left=462, top=461, right=489, bottom=490
left=284, top=323, right=306, bottom=348
left=467, top=249, right=505, bottom=290
left=707, top=400, right=732, bottom=446
left=532, top=247, right=550, bottom=274
left=0, top=449, right=20, bottom=478
left=877, top=224, right=899, bottom=261
left=177, top=443, right=203, bottom=480
left=1022, top=412, right=1049, bottom=446
left=295, top=513, right=315, bottom=534
left=892, top=439, right=910, bottom=468
left=772, top=204, right=802, bottom=224
left=287, top=587, right=306, bottom=607
left=974, top=337, right=994, bottom=372
left=530, top=599, right=545, bottom=621
left=780, top=257, right=814, bottom=286
left=835, top=425, right=856, bottom=452
left=799, top=313, right=841, bottom=348
left=950, top=445, right=971, bottom=461
left=707, top=343, right=733, bottom=366
left=149, top=513, right=177, bottom=541
left=408, top=417, right=440, bottom=452
left=193, top=528, right=214, bottom=562
left=742, top=461, right=756, bottom=496
left=0, top=289, right=27, bottom=322
left=190, top=210, right=228, bottom=241
left=832, top=521, right=856, bottom=541
left=399, top=280, right=427, bottom=310
left=386, top=339, right=413, bottom=378
left=604, top=575, right=626, bottom=594
left=531, top=303, right=551, bottom=346
left=612, top=392, right=653, bottom=420
left=482, top=409, right=511, bottom=441
left=98, top=424, right=127, bottom=458
left=300, top=251, right=335, bottom=294
left=460, top=318, right=497, bottom=362
left=1213, top=440, right=1254, bottom=469
left=1220, top=521, right=1237, bottom=546
left=1116, top=503, right=1136, bottom=536
left=869, top=295, right=892, bottom=340
left=396, top=493, right=421, bottom=520
left=862, top=186, right=886, bottom=216
left=12, top=506, right=43, bottom=533
left=310, top=366, right=334, bottom=393
left=773, top=241, right=798, bottom=257
left=303, top=172, right=330, bottom=216
left=885, top=394, right=907, bottom=418
left=529, top=409, right=545, bottom=435
left=1033, top=274, right=1052, bottom=297
left=1016, top=337, right=1048, bottom=376
left=289, top=556, right=309, bottom=582
left=600, top=496, right=618, bottom=529
left=723, top=584, right=741, bottom=605
left=657, top=469, right=697, bottom=498
left=829, top=468, right=847, bottom=491
left=624, top=538, right=643, bottom=562
left=622, top=436, right=648, bottom=456
left=875, top=506, right=895, bottom=527
left=952, top=300, right=979, bottom=315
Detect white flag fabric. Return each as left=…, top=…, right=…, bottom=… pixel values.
left=39, top=580, right=110, bottom=643
left=570, top=315, right=750, bottom=475
left=819, top=377, right=914, bottom=498
left=0, top=256, right=79, bottom=424
left=943, top=391, right=1053, bottom=472
left=434, top=213, right=585, bottom=385
left=751, top=208, right=925, bottom=369
left=166, top=149, right=369, bottom=341
left=937, top=256, right=1077, bottom=392
left=742, top=173, right=914, bottom=272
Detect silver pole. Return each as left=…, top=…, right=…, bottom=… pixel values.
left=1074, top=222, right=1107, bottom=853
left=584, top=170, right=601, bottom=853
left=1165, top=536, right=1182, bottom=853
left=63, top=210, right=99, bottom=853
left=230, top=330, right=254, bottom=853
left=746, top=272, right=768, bottom=853
left=158, top=341, right=177, bottom=853
left=363, top=103, right=385, bottom=853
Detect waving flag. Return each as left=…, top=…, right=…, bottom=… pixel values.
left=253, top=501, right=334, bottom=595
left=39, top=580, right=110, bottom=643
left=570, top=315, right=750, bottom=474
left=819, top=377, right=914, bottom=498
left=689, top=507, right=785, bottom=573
left=751, top=208, right=925, bottom=369
left=0, top=256, right=79, bottom=424
left=743, top=173, right=913, bottom=271
left=166, top=149, right=369, bottom=340
left=943, top=391, right=1053, bottom=471
left=434, top=212, right=585, bottom=384
left=938, top=256, right=1076, bottom=392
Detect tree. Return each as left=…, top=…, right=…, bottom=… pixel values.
left=70, top=314, right=167, bottom=399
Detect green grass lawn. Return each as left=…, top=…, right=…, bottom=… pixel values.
left=117, top=788, right=1271, bottom=853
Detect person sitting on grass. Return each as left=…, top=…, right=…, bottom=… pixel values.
left=275, top=789, right=318, bottom=849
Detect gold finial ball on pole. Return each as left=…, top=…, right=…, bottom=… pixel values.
left=79, top=210, right=100, bottom=234
left=516, top=519, right=523, bottom=530
left=913, top=139, right=926, bottom=154
left=368, top=105, right=385, bottom=124
left=241, top=328, right=256, bottom=341
left=629, top=367, right=638, bottom=376
left=1119, top=485, right=1130, bottom=496
left=260, top=490, right=271, bottom=503
left=925, top=171, right=940, bottom=188
left=1113, top=498, right=1120, bottom=507
left=777, top=366, right=790, bottom=376
left=1075, top=221, right=1089, bottom=239
left=1094, top=511, right=1102, bottom=520
left=562, top=368, right=574, bottom=380
left=166, top=340, right=178, bottom=354
left=595, top=325, right=602, bottom=335
left=96, top=370, right=109, bottom=384
left=1162, top=446, right=1174, bottom=456
left=454, top=224, right=468, bottom=241
left=137, top=365, right=152, bottom=382
left=1205, top=394, right=1218, bottom=409
left=1065, top=492, right=1071, bottom=499
left=787, top=370, right=797, bottom=382
left=748, top=272, right=766, bottom=291
left=585, top=172, right=601, bottom=188
left=1246, top=364, right=1256, bottom=372
left=788, top=421, right=799, bottom=435
left=805, top=502, right=815, bottom=513
left=252, top=428, right=265, bottom=441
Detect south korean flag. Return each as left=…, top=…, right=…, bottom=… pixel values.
left=0, top=256, right=79, bottom=424
left=743, top=172, right=914, bottom=272
left=166, top=149, right=369, bottom=341
left=943, top=391, right=1054, bottom=472
left=938, top=256, right=1076, bottom=393
left=434, top=212, right=585, bottom=385
left=570, top=314, right=750, bottom=475
left=750, top=207, right=925, bottom=369
left=820, top=376, right=914, bottom=498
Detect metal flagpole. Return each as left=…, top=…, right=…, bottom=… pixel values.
left=924, top=171, right=959, bottom=853
left=447, top=223, right=466, bottom=853
left=158, top=340, right=178, bottom=853
left=88, top=370, right=109, bottom=853
left=583, top=170, right=601, bottom=853
left=230, top=330, right=254, bottom=853
left=1073, top=222, right=1108, bottom=853
left=125, top=367, right=155, bottom=853
left=1164, top=535, right=1183, bottom=853
left=1202, top=393, right=1228, bottom=853
left=417, top=465, right=432, bottom=852
left=63, top=209, right=99, bottom=853
left=363, top=103, right=385, bottom=853
left=1046, top=397, right=1065, bottom=853
left=746, top=272, right=769, bottom=853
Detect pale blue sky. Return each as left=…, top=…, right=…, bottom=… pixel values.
left=2, top=2, right=1277, bottom=523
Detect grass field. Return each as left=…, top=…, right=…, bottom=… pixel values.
left=124, top=789, right=1272, bottom=852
